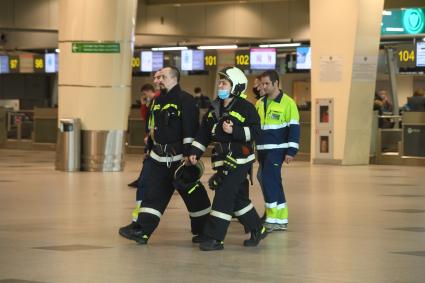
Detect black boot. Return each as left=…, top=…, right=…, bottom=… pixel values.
left=131, top=230, right=149, bottom=245
left=199, top=239, right=224, bottom=251
left=118, top=222, right=141, bottom=241
left=192, top=234, right=208, bottom=243
left=243, top=227, right=267, bottom=247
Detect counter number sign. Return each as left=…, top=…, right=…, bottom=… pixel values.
left=9, top=56, right=19, bottom=73
left=33, top=55, right=45, bottom=73
left=204, top=51, right=217, bottom=70
left=235, top=50, right=250, bottom=70
left=396, top=44, right=416, bottom=68
left=132, top=53, right=141, bottom=72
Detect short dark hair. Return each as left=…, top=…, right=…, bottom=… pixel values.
left=261, top=70, right=280, bottom=85
left=167, top=66, right=180, bottom=83
left=194, top=87, right=202, bottom=93
left=141, top=83, right=155, bottom=92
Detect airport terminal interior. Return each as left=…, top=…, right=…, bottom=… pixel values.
left=1, top=0, right=425, bottom=282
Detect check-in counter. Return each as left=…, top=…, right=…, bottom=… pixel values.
left=3, top=107, right=313, bottom=159
left=33, top=107, right=58, bottom=144
left=402, top=112, right=425, bottom=158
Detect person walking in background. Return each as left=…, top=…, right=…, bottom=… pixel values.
left=255, top=70, right=300, bottom=232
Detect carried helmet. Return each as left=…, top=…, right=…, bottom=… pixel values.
left=218, top=67, right=248, bottom=97
left=173, top=160, right=205, bottom=194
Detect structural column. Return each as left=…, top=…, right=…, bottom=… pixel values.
left=310, top=0, right=384, bottom=165
left=58, top=0, right=137, bottom=171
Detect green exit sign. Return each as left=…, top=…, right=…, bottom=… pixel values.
left=72, top=42, right=120, bottom=53
left=381, top=8, right=425, bottom=35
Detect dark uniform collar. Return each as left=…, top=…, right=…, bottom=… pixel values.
left=261, top=90, right=284, bottom=103
left=166, top=84, right=181, bottom=95
left=272, top=90, right=284, bottom=103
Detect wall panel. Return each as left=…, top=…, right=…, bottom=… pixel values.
left=205, top=4, right=235, bottom=37
left=144, top=5, right=178, bottom=34
left=15, top=0, right=50, bottom=29
left=261, top=1, right=290, bottom=39
left=177, top=5, right=206, bottom=35
left=0, top=0, right=14, bottom=28
left=234, top=3, right=262, bottom=37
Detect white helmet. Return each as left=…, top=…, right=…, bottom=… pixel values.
left=218, top=67, right=247, bottom=97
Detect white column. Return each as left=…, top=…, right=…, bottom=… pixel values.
left=58, top=0, right=137, bottom=171
left=310, top=0, right=384, bottom=165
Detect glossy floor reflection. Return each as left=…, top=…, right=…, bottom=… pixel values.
left=0, top=149, right=424, bottom=283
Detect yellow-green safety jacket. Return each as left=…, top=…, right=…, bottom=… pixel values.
left=255, top=91, right=300, bottom=157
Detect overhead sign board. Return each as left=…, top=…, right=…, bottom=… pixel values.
left=381, top=8, right=425, bottom=35
left=141, top=51, right=164, bottom=72
left=72, top=42, right=120, bottom=53
left=0, top=56, right=9, bottom=73
left=45, top=53, right=58, bottom=73
left=416, top=42, right=425, bottom=67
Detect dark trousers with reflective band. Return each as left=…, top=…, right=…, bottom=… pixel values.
left=136, top=158, right=153, bottom=201
left=136, top=158, right=211, bottom=237
left=257, top=150, right=286, bottom=205
left=204, top=164, right=262, bottom=241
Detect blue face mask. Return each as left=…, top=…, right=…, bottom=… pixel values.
left=217, top=89, right=230, bottom=100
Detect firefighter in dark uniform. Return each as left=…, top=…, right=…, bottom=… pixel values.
left=189, top=67, right=267, bottom=251
left=119, top=71, right=163, bottom=240
left=129, top=66, right=211, bottom=244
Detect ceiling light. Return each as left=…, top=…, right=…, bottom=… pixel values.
left=197, top=45, right=238, bottom=50
left=259, top=43, right=301, bottom=48
left=151, top=46, right=188, bottom=51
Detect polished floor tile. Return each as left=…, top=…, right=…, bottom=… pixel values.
left=0, top=280, right=47, bottom=283
left=0, top=149, right=425, bottom=283
left=388, top=227, right=425, bottom=232
left=33, top=244, right=110, bottom=251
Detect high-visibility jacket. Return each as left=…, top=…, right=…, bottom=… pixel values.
left=255, top=91, right=300, bottom=157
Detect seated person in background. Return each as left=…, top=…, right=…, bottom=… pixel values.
left=377, top=90, right=393, bottom=113
left=374, top=90, right=393, bottom=128
left=406, top=88, right=425, bottom=112
left=373, top=92, right=383, bottom=115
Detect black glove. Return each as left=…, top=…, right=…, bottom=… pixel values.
left=208, top=170, right=226, bottom=191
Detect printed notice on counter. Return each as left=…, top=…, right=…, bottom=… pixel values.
left=352, top=55, right=378, bottom=82
left=319, top=56, right=342, bottom=82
